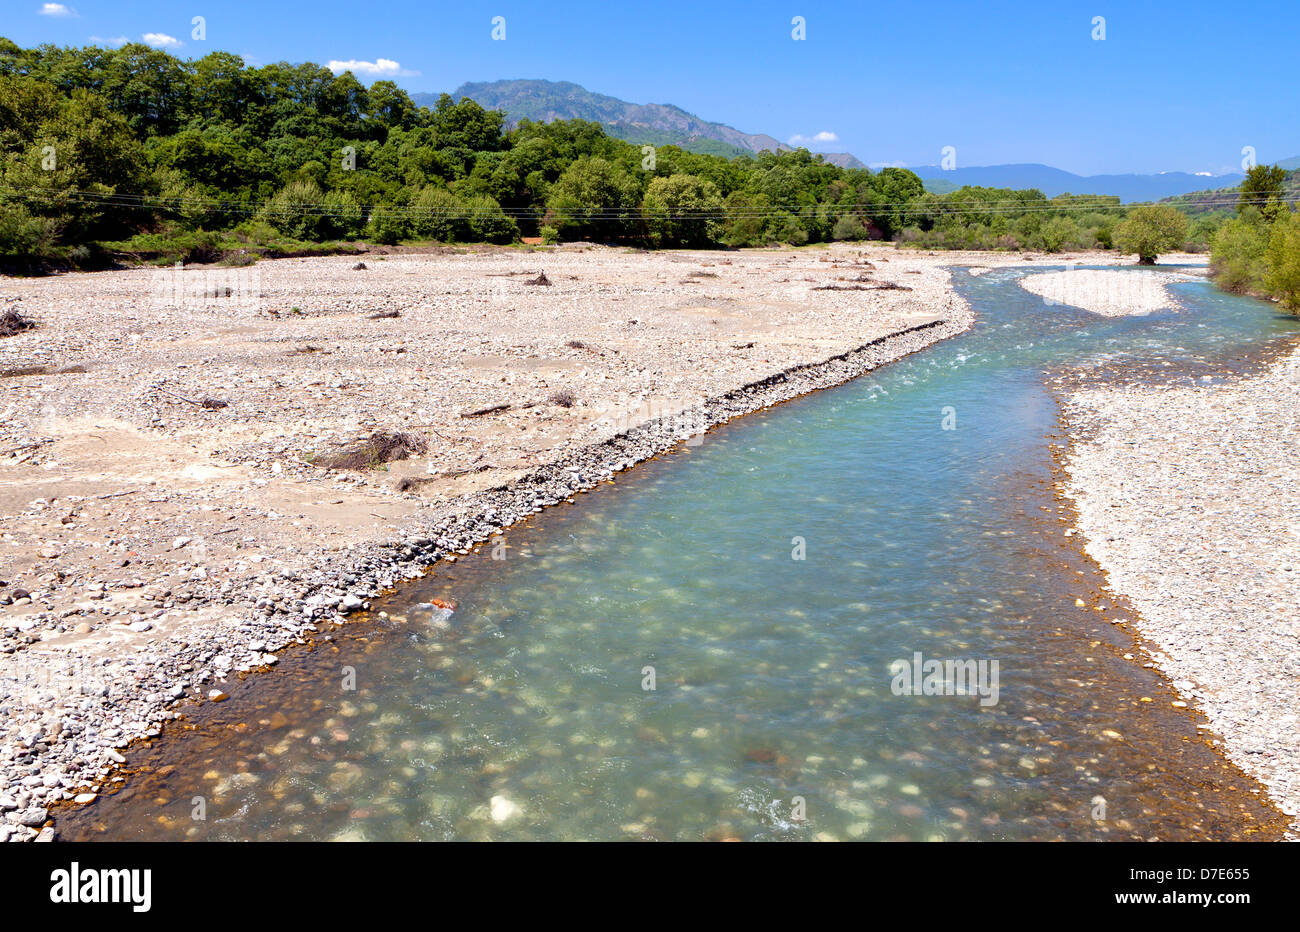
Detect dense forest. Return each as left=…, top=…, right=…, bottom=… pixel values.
left=0, top=37, right=1292, bottom=297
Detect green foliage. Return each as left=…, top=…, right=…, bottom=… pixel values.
left=1263, top=211, right=1300, bottom=311
left=1210, top=218, right=1269, bottom=295
left=546, top=156, right=641, bottom=242
left=366, top=206, right=409, bottom=245
left=1039, top=216, right=1079, bottom=253
left=1113, top=205, right=1190, bottom=263
left=642, top=173, right=723, bottom=247
left=462, top=194, right=518, bottom=244
left=262, top=179, right=326, bottom=240
left=410, top=185, right=464, bottom=241
left=1239, top=164, right=1288, bottom=223
left=321, top=189, right=365, bottom=239
left=0, top=201, right=61, bottom=263
left=0, top=36, right=1213, bottom=266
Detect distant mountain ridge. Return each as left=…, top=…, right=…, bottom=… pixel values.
left=910, top=162, right=1247, bottom=203
left=409, top=80, right=1289, bottom=202
left=1161, top=163, right=1300, bottom=214
left=410, top=79, right=866, bottom=168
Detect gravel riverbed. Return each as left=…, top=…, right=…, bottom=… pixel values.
left=1053, top=268, right=1300, bottom=829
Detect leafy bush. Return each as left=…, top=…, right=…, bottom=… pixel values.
left=367, top=206, right=410, bottom=245
left=832, top=213, right=871, bottom=241
left=0, top=201, right=62, bottom=262
left=546, top=157, right=641, bottom=242
left=410, top=186, right=464, bottom=241
left=1210, top=218, right=1269, bottom=294
left=1039, top=216, right=1079, bottom=253
left=1263, top=211, right=1300, bottom=311
left=263, top=179, right=326, bottom=240
left=321, top=190, right=365, bottom=240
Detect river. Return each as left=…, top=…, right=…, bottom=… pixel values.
left=59, top=264, right=1300, bottom=841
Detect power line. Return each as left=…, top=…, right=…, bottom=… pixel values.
left=1, top=182, right=1292, bottom=221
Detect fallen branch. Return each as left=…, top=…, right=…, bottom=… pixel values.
left=154, top=386, right=204, bottom=406
left=154, top=386, right=229, bottom=409
left=461, top=403, right=512, bottom=418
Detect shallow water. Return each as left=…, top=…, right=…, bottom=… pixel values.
left=62, top=266, right=1300, bottom=841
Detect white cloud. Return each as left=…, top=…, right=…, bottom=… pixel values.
left=89, top=35, right=129, bottom=47
left=142, top=32, right=183, bottom=49
left=39, top=3, right=77, bottom=17
left=788, top=131, right=840, bottom=147
left=327, top=58, right=419, bottom=77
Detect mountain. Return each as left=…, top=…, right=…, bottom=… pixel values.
left=410, top=79, right=866, bottom=168
left=910, top=162, right=1246, bottom=203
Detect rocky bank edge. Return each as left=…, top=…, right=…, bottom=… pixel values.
left=1059, top=340, right=1300, bottom=831
left=1, top=310, right=971, bottom=841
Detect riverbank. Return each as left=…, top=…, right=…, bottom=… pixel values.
left=3, top=240, right=1053, bottom=840
left=1059, top=329, right=1300, bottom=828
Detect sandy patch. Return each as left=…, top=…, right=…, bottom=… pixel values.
left=1020, top=267, right=1202, bottom=316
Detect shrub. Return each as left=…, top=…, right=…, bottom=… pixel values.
left=367, top=206, right=410, bottom=245
left=321, top=190, right=365, bottom=240
left=263, top=179, right=326, bottom=240
left=832, top=214, right=871, bottom=241
left=1210, top=217, right=1269, bottom=295
left=1263, top=211, right=1300, bottom=311
left=0, top=202, right=61, bottom=263
left=463, top=194, right=519, bottom=244
left=1039, top=217, right=1078, bottom=253
left=546, top=157, right=641, bottom=242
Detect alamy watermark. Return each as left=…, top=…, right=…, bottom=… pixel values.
left=592, top=393, right=708, bottom=447
left=149, top=262, right=262, bottom=312
left=889, top=651, right=1000, bottom=707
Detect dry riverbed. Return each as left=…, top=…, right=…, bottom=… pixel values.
left=4, top=240, right=1042, bottom=840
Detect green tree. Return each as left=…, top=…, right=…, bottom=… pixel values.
left=641, top=173, right=723, bottom=247
left=321, top=189, right=365, bottom=239
left=546, top=156, right=640, bottom=241
left=1239, top=164, right=1288, bottom=223
left=410, top=185, right=464, bottom=241
left=462, top=194, right=519, bottom=244
left=1113, top=205, right=1190, bottom=264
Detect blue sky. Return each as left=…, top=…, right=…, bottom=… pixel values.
left=8, top=0, right=1300, bottom=176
